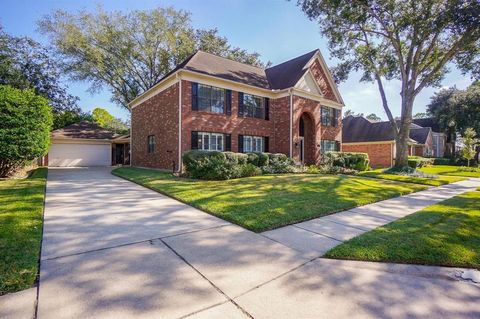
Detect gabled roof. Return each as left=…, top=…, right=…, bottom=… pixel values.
left=342, top=116, right=431, bottom=144
left=150, top=49, right=328, bottom=92
left=412, top=117, right=441, bottom=133
left=51, top=121, right=119, bottom=140
left=265, top=49, right=319, bottom=89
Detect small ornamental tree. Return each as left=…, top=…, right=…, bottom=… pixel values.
left=461, top=128, right=478, bottom=167
left=0, top=85, right=53, bottom=176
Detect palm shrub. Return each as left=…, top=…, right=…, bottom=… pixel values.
left=0, top=85, right=52, bottom=177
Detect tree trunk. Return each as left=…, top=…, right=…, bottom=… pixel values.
left=394, top=96, right=414, bottom=168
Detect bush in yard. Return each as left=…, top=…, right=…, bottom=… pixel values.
left=433, top=157, right=452, bottom=165
left=0, top=85, right=53, bottom=177
left=240, top=163, right=262, bottom=177
left=323, top=152, right=370, bottom=171
left=224, top=152, right=248, bottom=165
left=407, top=156, right=434, bottom=168
left=246, top=152, right=269, bottom=167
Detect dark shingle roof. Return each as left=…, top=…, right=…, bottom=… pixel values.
left=409, top=127, right=431, bottom=144
left=412, top=118, right=441, bottom=133
left=51, top=121, right=118, bottom=140
left=342, top=116, right=431, bottom=144
left=155, top=49, right=320, bottom=91
left=265, top=49, right=319, bottom=89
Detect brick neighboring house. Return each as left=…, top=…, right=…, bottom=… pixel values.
left=129, top=49, right=344, bottom=171
left=412, top=117, right=451, bottom=157
left=342, top=116, right=434, bottom=167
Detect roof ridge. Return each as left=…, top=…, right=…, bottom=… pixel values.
left=196, top=50, right=266, bottom=70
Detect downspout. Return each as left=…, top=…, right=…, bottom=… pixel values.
left=129, top=111, right=132, bottom=166
left=289, top=88, right=293, bottom=158
left=177, top=74, right=182, bottom=173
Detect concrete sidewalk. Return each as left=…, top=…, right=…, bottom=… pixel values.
left=4, top=168, right=479, bottom=319
left=262, top=178, right=480, bottom=257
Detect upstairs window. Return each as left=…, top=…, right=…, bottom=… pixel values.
left=239, top=93, right=267, bottom=119
left=243, top=135, right=264, bottom=152
left=197, top=84, right=225, bottom=113
left=147, top=135, right=155, bottom=153
left=321, top=106, right=340, bottom=127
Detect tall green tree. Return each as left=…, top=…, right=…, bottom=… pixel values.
left=366, top=113, right=381, bottom=121
left=0, top=26, right=79, bottom=114
left=0, top=85, right=53, bottom=177
left=92, top=107, right=129, bottom=134
left=460, top=128, right=478, bottom=166
left=298, top=0, right=480, bottom=167
left=39, top=7, right=267, bottom=110
left=427, top=81, right=480, bottom=136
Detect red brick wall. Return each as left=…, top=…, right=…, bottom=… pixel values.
left=292, top=95, right=342, bottom=164
left=181, top=80, right=275, bottom=156
left=342, top=143, right=393, bottom=168
left=310, top=59, right=338, bottom=102
left=271, top=96, right=291, bottom=156
left=131, top=84, right=179, bottom=170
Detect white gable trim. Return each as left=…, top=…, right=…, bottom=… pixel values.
left=306, top=51, right=344, bottom=105
left=294, top=70, right=323, bottom=96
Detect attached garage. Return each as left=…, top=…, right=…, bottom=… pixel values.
left=44, top=121, right=130, bottom=167
left=49, top=142, right=111, bottom=167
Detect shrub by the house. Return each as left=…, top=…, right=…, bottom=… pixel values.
left=182, top=150, right=296, bottom=180
left=407, top=156, right=434, bottom=168
left=0, top=85, right=53, bottom=177
left=323, top=152, right=370, bottom=171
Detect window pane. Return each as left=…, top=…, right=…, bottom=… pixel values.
left=203, top=134, right=209, bottom=150
left=196, top=84, right=224, bottom=113
left=217, top=135, right=224, bottom=151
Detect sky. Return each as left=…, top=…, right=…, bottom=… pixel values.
left=0, top=0, right=474, bottom=121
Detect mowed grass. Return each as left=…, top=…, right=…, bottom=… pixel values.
left=325, top=189, right=480, bottom=269
left=0, top=168, right=47, bottom=295
left=113, top=167, right=426, bottom=232
left=359, top=169, right=465, bottom=186
left=419, top=165, right=480, bottom=178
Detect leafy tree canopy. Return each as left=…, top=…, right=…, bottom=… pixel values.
left=0, top=85, right=53, bottom=177
left=39, top=7, right=268, bottom=110
left=0, top=25, right=79, bottom=114
left=298, top=0, right=480, bottom=167
left=92, top=107, right=129, bottom=134
left=53, top=110, right=93, bottom=130
left=413, top=112, right=428, bottom=119
left=366, top=113, right=381, bottom=121
left=343, top=109, right=364, bottom=118
left=428, top=81, right=480, bottom=136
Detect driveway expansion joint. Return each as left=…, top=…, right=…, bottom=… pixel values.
left=159, top=238, right=256, bottom=319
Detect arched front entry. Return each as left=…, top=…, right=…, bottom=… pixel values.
left=299, top=112, right=316, bottom=165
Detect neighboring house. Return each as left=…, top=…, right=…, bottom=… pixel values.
left=412, top=117, right=450, bottom=157
left=342, top=116, right=434, bottom=167
left=42, top=121, right=130, bottom=167
left=129, top=49, right=344, bottom=171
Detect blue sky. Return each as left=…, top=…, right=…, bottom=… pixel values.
left=0, top=0, right=473, bottom=121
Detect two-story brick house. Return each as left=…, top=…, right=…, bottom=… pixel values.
left=129, top=49, right=344, bottom=171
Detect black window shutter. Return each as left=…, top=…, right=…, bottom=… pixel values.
left=191, top=131, right=199, bottom=150
left=191, top=82, right=198, bottom=111
left=238, top=134, right=244, bottom=153
left=238, top=92, right=244, bottom=116
left=264, top=97, right=270, bottom=120
left=264, top=136, right=269, bottom=152
left=225, top=134, right=231, bottom=151
left=225, top=90, right=232, bottom=115
left=335, top=141, right=341, bottom=151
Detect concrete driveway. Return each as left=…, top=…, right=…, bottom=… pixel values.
left=36, top=168, right=480, bottom=318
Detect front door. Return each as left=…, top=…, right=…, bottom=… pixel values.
left=299, top=137, right=305, bottom=163
left=115, top=144, right=125, bottom=165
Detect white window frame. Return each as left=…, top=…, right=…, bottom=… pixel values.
left=198, top=132, right=224, bottom=151
left=321, top=139, right=337, bottom=153
left=243, top=135, right=264, bottom=152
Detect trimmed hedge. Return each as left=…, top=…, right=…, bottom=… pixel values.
left=182, top=150, right=295, bottom=180
left=407, top=156, right=434, bottom=168
left=323, top=152, right=370, bottom=171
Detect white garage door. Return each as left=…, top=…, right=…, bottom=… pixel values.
left=49, top=143, right=111, bottom=167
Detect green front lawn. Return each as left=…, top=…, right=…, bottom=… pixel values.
left=419, top=165, right=480, bottom=178
left=0, top=168, right=47, bottom=295
left=325, top=189, right=480, bottom=269
left=113, top=167, right=426, bottom=232
left=359, top=169, right=465, bottom=186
